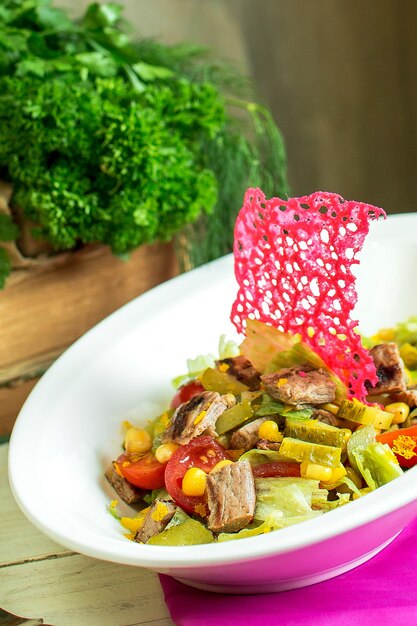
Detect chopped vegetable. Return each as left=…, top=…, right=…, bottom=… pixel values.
left=255, top=393, right=313, bottom=420
left=200, top=367, right=249, bottom=395
left=279, top=437, right=342, bottom=468
left=252, top=462, right=301, bottom=478
left=377, top=425, right=417, bottom=468
left=337, top=399, right=393, bottom=430
left=164, top=436, right=229, bottom=516
left=347, top=424, right=376, bottom=474
left=148, top=518, right=214, bottom=545
left=285, top=418, right=350, bottom=448
left=116, top=453, right=167, bottom=490
left=215, top=401, right=253, bottom=435
left=351, top=442, right=403, bottom=490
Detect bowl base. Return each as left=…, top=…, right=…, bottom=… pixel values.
left=173, top=531, right=401, bottom=594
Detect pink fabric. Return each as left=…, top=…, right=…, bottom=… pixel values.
left=159, top=518, right=417, bottom=626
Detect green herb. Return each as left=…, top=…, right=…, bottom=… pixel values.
left=0, top=213, right=19, bottom=287
left=0, top=0, right=289, bottom=286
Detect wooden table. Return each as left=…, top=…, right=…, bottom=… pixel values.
left=0, top=444, right=174, bottom=626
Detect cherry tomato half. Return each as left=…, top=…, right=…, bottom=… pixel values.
left=252, top=462, right=301, bottom=478
left=164, top=435, right=229, bottom=516
left=377, top=425, right=417, bottom=468
left=170, top=380, right=205, bottom=410
left=117, top=453, right=167, bottom=489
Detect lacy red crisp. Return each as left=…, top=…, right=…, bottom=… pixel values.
left=231, top=188, right=386, bottom=400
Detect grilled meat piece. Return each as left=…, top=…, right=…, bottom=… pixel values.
left=389, top=385, right=417, bottom=408
left=105, top=462, right=143, bottom=505
left=368, top=343, right=407, bottom=394
left=163, top=391, right=229, bottom=445
left=261, top=366, right=336, bottom=406
left=134, top=499, right=177, bottom=543
left=256, top=439, right=281, bottom=451
left=206, top=461, right=256, bottom=533
left=229, top=417, right=267, bottom=451
left=217, top=355, right=261, bottom=391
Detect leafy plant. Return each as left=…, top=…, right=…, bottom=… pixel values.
left=0, top=0, right=289, bottom=283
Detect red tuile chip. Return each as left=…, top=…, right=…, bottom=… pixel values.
left=231, top=188, right=386, bottom=401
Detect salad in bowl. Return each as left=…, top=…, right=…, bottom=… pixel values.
left=106, top=318, right=417, bottom=546
left=105, top=189, right=417, bottom=547
left=9, top=188, right=417, bottom=593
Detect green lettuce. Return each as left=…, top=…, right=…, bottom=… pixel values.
left=218, top=477, right=327, bottom=542
left=395, top=316, right=417, bottom=345
left=351, top=442, right=403, bottom=490
left=255, top=393, right=313, bottom=420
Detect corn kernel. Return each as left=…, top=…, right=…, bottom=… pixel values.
left=155, top=443, right=179, bottom=464
left=210, top=459, right=233, bottom=473
left=327, top=465, right=347, bottom=483
left=353, top=487, right=372, bottom=500
left=124, top=427, right=152, bottom=455
left=385, top=402, right=410, bottom=425
left=182, top=467, right=207, bottom=496
left=320, top=403, right=340, bottom=415
left=258, top=420, right=281, bottom=442
left=300, top=461, right=333, bottom=482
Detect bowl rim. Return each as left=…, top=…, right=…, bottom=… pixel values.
left=8, top=212, right=417, bottom=569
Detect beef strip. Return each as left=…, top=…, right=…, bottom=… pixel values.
left=367, top=343, right=407, bottom=394
left=389, top=385, right=417, bottom=407
left=134, top=499, right=177, bottom=543
left=261, top=366, right=336, bottom=406
left=217, top=355, right=261, bottom=390
left=256, top=439, right=281, bottom=451
left=206, top=461, right=256, bottom=533
left=162, top=391, right=230, bottom=445
left=229, top=417, right=267, bottom=451
left=105, top=463, right=143, bottom=505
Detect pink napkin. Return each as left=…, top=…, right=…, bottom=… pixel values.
left=159, top=518, right=417, bottom=626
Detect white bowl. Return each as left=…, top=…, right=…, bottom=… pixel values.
left=8, top=213, right=417, bottom=594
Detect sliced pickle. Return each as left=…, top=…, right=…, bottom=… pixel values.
left=337, top=399, right=393, bottom=430
left=279, top=437, right=342, bottom=467
left=200, top=367, right=249, bottom=395
left=285, top=418, right=351, bottom=448
left=148, top=518, right=214, bottom=545
left=215, top=401, right=254, bottom=435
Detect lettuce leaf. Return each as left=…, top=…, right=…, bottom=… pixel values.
left=254, top=480, right=320, bottom=520
left=172, top=353, right=216, bottom=388
left=240, top=319, right=296, bottom=372
left=218, top=478, right=326, bottom=542
left=254, top=393, right=313, bottom=420
left=218, top=334, right=240, bottom=360
left=351, top=442, right=404, bottom=490
left=255, top=476, right=329, bottom=512
left=395, top=316, right=417, bottom=346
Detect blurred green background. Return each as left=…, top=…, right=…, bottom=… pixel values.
left=58, top=0, right=417, bottom=214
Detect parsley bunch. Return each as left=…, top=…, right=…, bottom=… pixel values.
left=0, top=0, right=289, bottom=284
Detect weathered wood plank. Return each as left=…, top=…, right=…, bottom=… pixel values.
left=0, top=445, right=72, bottom=564
left=0, top=555, right=172, bottom=626
left=1, top=445, right=173, bottom=625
